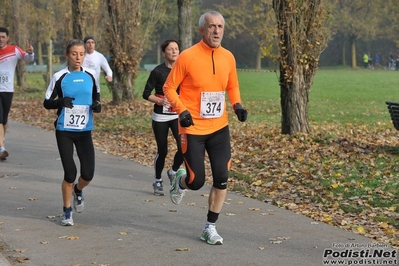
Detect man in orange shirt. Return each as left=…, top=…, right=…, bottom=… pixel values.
left=163, top=10, right=247, bottom=245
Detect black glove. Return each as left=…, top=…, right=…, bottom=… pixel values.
left=234, top=103, right=247, bottom=122
left=179, top=110, right=194, bottom=127
left=92, top=101, right=101, bottom=113
left=57, top=97, right=74, bottom=108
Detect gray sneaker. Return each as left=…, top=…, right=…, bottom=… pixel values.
left=200, top=224, right=223, bottom=245
left=61, top=207, right=74, bottom=226
left=167, top=168, right=176, bottom=185
left=169, top=169, right=187, bottom=205
left=153, top=181, right=165, bottom=196
left=73, top=184, right=84, bottom=213
left=0, top=147, right=9, bottom=161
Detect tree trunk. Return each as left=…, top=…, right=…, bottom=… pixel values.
left=105, top=0, right=165, bottom=104
left=280, top=65, right=310, bottom=134
left=72, top=0, right=83, bottom=40
left=47, top=39, right=53, bottom=83
left=37, top=41, right=43, bottom=65
left=157, top=41, right=161, bottom=64
left=13, top=0, right=26, bottom=88
left=274, top=0, right=328, bottom=134
left=109, top=74, right=122, bottom=104
left=350, top=37, right=357, bottom=68
left=256, top=47, right=261, bottom=70
left=177, top=0, right=192, bottom=51
left=106, top=0, right=136, bottom=104
left=106, top=57, right=134, bottom=105
left=122, top=72, right=133, bottom=100
left=341, top=39, right=346, bottom=66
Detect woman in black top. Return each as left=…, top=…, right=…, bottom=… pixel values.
left=142, top=39, right=183, bottom=195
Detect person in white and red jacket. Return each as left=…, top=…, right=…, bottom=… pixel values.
left=0, top=26, right=34, bottom=160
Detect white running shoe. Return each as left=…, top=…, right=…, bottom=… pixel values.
left=200, top=224, right=223, bottom=245
left=153, top=181, right=165, bottom=196
left=0, top=147, right=8, bottom=161
left=167, top=168, right=176, bottom=185
left=169, top=169, right=187, bottom=205
left=73, top=184, right=84, bottom=213
left=61, top=207, right=74, bottom=226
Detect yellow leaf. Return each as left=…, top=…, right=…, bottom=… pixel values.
left=175, top=248, right=190, bottom=251
left=14, top=249, right=27, bottom=253
left=251, top=180, right=262, bottom=186
left=379, top=222, right=389, bottom=229
left=340, top=219, right=348, bottom=226
left=331, top=183, right=339, bottom=189
left=322, top=213, right=333, bottom=222
left=357, top=227, right=365, bottom=234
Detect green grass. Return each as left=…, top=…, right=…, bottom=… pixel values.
left=310, top=70, right=398, bottom=125
left=235, top=69, right=399, bottom=125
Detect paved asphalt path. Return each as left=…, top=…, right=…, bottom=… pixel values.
left=0, top=121, right=390, bottom=266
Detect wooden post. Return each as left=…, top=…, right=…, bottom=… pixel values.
left=46, top=39, right=53, bottom=83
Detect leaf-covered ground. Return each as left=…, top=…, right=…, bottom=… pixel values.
left=10, top=100, right=399, bottom=248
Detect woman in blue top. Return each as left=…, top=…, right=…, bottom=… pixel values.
left=43, top=39, right=101, bottom=226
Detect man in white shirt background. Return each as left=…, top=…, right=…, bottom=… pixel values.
left=82, top=36, right=112, bottom=91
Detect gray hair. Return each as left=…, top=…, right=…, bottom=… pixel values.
left=199, top=11, right=225, bottom=28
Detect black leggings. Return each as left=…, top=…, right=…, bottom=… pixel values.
left=56, top=130, right=95, bottom=183
left=152, top=119, right=183, bottom=179
left=0, top=92, right=13, bottom=125
left=181, top=126, right=231, bottom=190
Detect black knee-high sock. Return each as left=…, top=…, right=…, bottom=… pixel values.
left=207, top=210, right=219, bottom=224
left=74, top=184, right=82, bottom=194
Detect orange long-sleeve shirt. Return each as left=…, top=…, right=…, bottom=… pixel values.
left=163, top=40, right=242, bottom=135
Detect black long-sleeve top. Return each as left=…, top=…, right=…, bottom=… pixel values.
left=142, top=63, right=178, bottom=115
